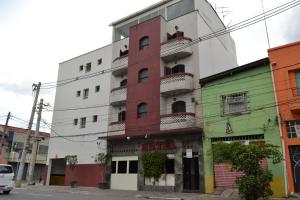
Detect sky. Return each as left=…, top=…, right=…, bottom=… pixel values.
left=0, top=0, right=300, bottom=132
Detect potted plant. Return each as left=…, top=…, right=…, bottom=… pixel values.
left=65, top=155, right=78, bottom=188
left=94, top=152, right=110, bottom=189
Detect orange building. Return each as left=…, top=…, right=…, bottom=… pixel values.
left=269, top=41, right=300, bottom=193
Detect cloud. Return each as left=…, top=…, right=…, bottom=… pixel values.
left=282, top=6, right=300, bottom=42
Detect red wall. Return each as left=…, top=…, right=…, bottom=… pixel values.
left=64, top=164, right=105, bottom=187
left=125, top=17, right=161, bottom=137
left=214, top=160, right=268, bottom=188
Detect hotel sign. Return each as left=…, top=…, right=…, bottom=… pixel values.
left=141, top=142, right=176, bottom=151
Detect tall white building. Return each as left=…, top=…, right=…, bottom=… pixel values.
left=47, top=0, right=237, bottom=191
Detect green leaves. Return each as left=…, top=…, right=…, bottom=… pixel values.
left=65, top=155, right=78, bottom=170
left=212, top=142, right=283, bottom=200
left=141, top=152, right=166, bottom=181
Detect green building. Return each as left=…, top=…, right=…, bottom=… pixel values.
left=199, top=58, right=286, bottom=197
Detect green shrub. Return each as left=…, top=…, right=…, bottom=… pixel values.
left=141, top=152, right=166, bottom=181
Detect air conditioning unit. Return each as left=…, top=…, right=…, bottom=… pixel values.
left=227, top=95, right=245, bottom=104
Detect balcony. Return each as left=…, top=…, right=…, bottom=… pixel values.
left=160, top=112, right=197, bottom=131
left=112, top=55, right=128, bottom=76
left=160, top=37, right=193, bottom=63
left=160, top=73, right=194, bottom=96
left=110, top=86, right=127, bottom=106
left=108, top=121, right=125, bottom=137
left=8, top=151, right=47, bottom=164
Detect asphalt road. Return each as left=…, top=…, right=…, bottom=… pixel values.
left=0, top=188, right=138, bottom=200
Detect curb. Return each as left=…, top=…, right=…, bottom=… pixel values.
left=136, top=195, right=183, bottom=200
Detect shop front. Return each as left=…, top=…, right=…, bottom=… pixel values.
left=105, top=132, right=204, bottom=193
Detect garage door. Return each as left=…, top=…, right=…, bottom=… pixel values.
left=110, top=156, right=138, bottom=191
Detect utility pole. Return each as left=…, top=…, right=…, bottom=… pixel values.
left=0, top=112, right=11, bottom=158
left=15, top=82, right=41, bottom=188
left=27, top=98, right=43, bottom=184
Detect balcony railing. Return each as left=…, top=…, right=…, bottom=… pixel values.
left=160, top=37, right=193, bottom=62
left=110, top=86, right=127, bottom=106
left=8, top=151, right=47, bottom=164
left=112, top=55, right=128, bottom=76
left=160, top=112, right=197, bottom=131
left=108, top=121, right=125, bottom=137
left=160, top=73, right=194, bottom=96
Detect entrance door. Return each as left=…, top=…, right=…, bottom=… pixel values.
left=183, top=152, right=199, bottom=191
left=50, top=158, right=66, bottom=185
left=289, top=146, right=300, bottom=193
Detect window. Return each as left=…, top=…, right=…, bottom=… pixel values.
left=98, top=58, right=102, bottom=65
left=120, top=79, right=127, bottom=87
left=165, top=159, right=175, bottom=174
left=79, top=65, right=84, bottom=71
left=111, top=161, right=117, bottom=173
left=165, top=67, right=172, bottom=75
left=286, top=121, right=300, bottom=138
left=296, top=72, right=300, bottom=95
left=0, top=165, right=13, bottom=174
left=222, top=92, right=248, bottom=115
left=83, top=88, right=89, bottom=99
left=76, top=90, right=81, bottom=97
left=137, top=103, right=148, bottom=118
left=118, top=111, right=126, bottom=122
left=80, top=117, right=86, bottom=128
left=138, top=68, right=148, bottom=83
left=167, top=0, right=195, bottom=20
left=139, top=36, right=150, bottom=50
left=95, top=85, right=100, bottom=93
left=85, top=62, right=91, bottom=72
left=172, top=64, right=185, bottom=74
left=93, top=115, right=98, bottom=122
left=129, top=160, right=138, bottom=174
left=38, top=145, right=48, bottom=155
left=117, top=161, right=127, bottom=174
left=73, top=118, right=78, bottom=125
left=172, top=101, right=186, bottom=113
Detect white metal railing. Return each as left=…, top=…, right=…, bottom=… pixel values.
left=160, top=73, right=194, bottom=95
left=160, top=113, right=196, bottom=130
left=160, top=37, right=193, bottom=60
left=8, top=151, right=47, bottom=164
left=112, top=56, right=128, bottom=75
left=110, top=86, right=127, bottom=105
left=108, top=122, right=125, bottom=136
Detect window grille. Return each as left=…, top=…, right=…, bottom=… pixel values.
left=222, top=92, right=248, bottom=115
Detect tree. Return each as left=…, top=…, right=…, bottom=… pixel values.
left=213, top=142, right=283, bottom=200
left=141, top=152, right=166, bottom=182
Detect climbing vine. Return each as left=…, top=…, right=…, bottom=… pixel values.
left=141, top=152, right=166, bottom=181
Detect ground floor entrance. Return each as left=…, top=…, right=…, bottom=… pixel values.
left=106, top=132, right=203, bottom=193
left=289, top=145, right=300, bottom=193
left=183, top=152, right=199, bottom=191
left=49, top=158, right=66, bottom=185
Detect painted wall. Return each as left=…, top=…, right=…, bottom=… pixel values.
left=125, top=17, right=161, bottom=137
left=64, top=164, right=105, bottom=187
left=48, top=45, right=112, bottom=166
left=201, top=63, right=286, bottom=197
left=268, top=41, right=300, bottom=193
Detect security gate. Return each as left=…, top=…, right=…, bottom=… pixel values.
left=289, top=146, right=300, bottom=193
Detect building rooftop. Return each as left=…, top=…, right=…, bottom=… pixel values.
left=0, top=124, right=50, bottom=138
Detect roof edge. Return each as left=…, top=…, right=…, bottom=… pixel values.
left=268, top=40, right=300, bottom=52
left=199, top=58, right=269, bottom=85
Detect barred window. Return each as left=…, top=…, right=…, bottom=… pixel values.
left=222, top=92, right=248, bottom=115
left=38, top=145, right=49, bottom=155
left=286, top=121, right=300, bottom=138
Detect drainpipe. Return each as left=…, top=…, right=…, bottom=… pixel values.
left=270, top=61, right=288, bottom=197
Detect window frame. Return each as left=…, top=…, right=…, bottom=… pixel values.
left=117, top=160, right=127, bottom=174
left=139, top=36, right=150, bottom=50
left=138, top=68, right=148, bottom=83
left=85, top=62, right=91, bottom=72
left=73, top=118, right=78, bottom=125
left=76, top=90, right=81, bottom=97
left=83, top=88, right=89, bottom=99
left=93, top=115, right=98, bottom=123
left=129, top=160, right=138, bottom=174
left=172, top=101, right=186, bottom=113
left=80, top=117, right=86, bottom=128
left=221, top=92, right=248, bottom=116
left=97, top=58, right=102, bottom=65
left=79, top=65, right=84, bottom=71
left=95, top=85, right=100, bottom=93
left=118, top=111, right=126, bottom=122
left=137, top=103, right=148, bottom=118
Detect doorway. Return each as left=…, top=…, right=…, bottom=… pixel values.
left=183, top=152, right=199, bottom=191
left=289, top=146, right=300, bottom=193
left=49, top=158, right=66, bottom=185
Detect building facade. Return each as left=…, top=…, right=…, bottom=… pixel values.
left=200, top=58, right=286, bottom=197
left=268, top=41, right=300, bottom=194
left=47, top=0, right=237, bottom=190
left=0, top=125, right=50, bottom=182
left=106, top=0, right=237, bottom=192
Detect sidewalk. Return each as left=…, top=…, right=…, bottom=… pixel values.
left=23, top=185, right=298, bottom=200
